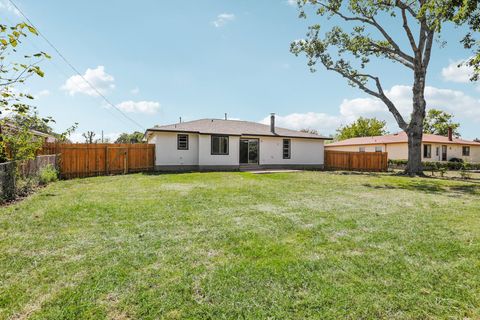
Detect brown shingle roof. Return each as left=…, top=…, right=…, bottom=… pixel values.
left=327, top=132, right=480, bottom=147
left=146, top=119, right=331, bottom=139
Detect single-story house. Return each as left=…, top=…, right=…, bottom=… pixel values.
left=145, top=114, right=331, bottom=171
left=325, top=130, right=480, bottom=163
left=0, top=122, right=58, bottom=143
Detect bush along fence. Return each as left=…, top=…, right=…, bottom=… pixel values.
left=388, top=159, right=480, bottom=171
left=0, top=155, right=58, bottom=202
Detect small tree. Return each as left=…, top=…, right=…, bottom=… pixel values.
left=82, top=131, right=97, bottom=144
left=423, top=109, right=460, bottom=137
left=0, top=23, right=51, bottom=161
left=336, top=117, right=388, bottom=140
left=291, top=0, right=464, bottom=175
left=0, top=112, right=45, bottom=161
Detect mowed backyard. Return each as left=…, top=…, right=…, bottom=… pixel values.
left=1, top=172, right=480, bottom=319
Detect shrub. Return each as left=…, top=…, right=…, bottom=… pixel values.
left=388, top=160, right=480, bottom=171
left=459, top=164, right=472, bottom=180
left=388, top=159, right=408, bottom=167
left=15, top=177, right=38, bottom=198
left=38, top=164, right=58, bottom=185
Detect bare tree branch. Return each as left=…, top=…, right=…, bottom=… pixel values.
left=422, top=30, right=435, bottom=69
left=318, top=3, right=414, bottom=64
left=400, top=7, right=418, bottom=52
left=325, top=66, right=409, bottom=130
left=368, top=41, right=415, bottom=69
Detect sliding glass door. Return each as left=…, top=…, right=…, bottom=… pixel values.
left=240, top=139, right=259, bottom=164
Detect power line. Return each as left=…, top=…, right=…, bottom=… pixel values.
left=0, top=13, right=136, bottom=130
left=8, top=0, right=145, bottom=131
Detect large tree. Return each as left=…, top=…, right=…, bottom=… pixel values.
left=291, top=0, right=465, bottom=175
left=336, top=117, right=388, bottom=140
left=423, top=109, right=460, bottom=137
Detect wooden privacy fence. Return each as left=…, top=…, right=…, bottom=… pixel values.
left=325, top=150, right=388, bottom=172
left=40, top=143, right=155, bottom=179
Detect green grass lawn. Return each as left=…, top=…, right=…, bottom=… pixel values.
left=1, top=172, right=480, bottom=319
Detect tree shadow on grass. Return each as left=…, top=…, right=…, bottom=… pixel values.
left=362, top=179, right=480, bottom=196
left=329, top=170, right=388, bottom=178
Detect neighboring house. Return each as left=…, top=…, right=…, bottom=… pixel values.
left=145, top=114, right=331, bottom=171
left=0, top=123, right=58, bottom=143
left=29, top=129, right=58, bottom=143
left=325, top=130, right=480, bottom=163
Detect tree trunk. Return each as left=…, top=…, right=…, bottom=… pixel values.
left=405, top=126, right=423, bottom=176
left=405, top=69, right=427, bottom=176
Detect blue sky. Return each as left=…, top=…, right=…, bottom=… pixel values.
left=1, top=0, right=479, bottom=141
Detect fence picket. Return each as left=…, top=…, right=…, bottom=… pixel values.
left=325, top=151, right=388, bottom=172
left=39, top=143, right=155, bottom=179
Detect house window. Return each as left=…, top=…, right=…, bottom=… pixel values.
left=375, top=146, right=382, bottom=152
left=211, top=135, right=229, bottom=155
left=177, top=134, right=189, bottom=150
left=359, top=147, right=365, bottom=152
left=463, top=146, right=470, bottom=156
left=423, top=144, right=431, bottom=158
left=282, top=139, right=291, bottom=159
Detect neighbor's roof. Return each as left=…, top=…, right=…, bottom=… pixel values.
left=146, top=119, right=331, bottom=140
left=327, top=131, right=480, bottom=147
left=1, top=122, right=57, bottom=140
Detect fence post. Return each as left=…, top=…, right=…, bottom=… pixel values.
left=105, top=146, right=109, bottom=175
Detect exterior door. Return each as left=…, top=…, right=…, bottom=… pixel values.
left=239, top=139, right=259, bottom=164
left=441, top=145, right=447, bottom=161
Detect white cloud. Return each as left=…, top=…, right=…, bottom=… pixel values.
left=286, top=0, right=297, bottom=6
left=339, top=85, right=412, bottom=124
left=263, top=84, right=480, bottom=135
left=212, top=13, right=235, bottom=28
left=339, top=85, right=480, bottom=127
left=116, top=100, right=160, bottom=114
left=61, top=66, right=115, bottom=97
left=441, top=59, right=474, bottom=83
left=260, top=112, right=343, bottom=134
left=130, top=87, right=140, bottom=95
left=0, top=0, right=20, bottom=16
left=34, top=89, right=50, bottom=99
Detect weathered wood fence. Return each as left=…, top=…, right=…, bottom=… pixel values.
left=325, top=151, right=388, bottom=172
left=40, top=143, right=155, bottom=179
left=0, top=155, right=58, bottom=200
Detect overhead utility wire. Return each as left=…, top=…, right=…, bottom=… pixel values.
left=0, top=13, right=135, bottom=129
left=8, top=0, right=145, bottom=130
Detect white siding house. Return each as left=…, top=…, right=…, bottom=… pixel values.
left=145, top=115, right=330, bottom=171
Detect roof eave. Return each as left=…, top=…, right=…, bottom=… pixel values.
left=146, top=128, right=331, bottom=140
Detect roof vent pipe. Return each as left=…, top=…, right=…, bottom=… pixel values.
left=270, top=113, right=275, bottom=134
left=179, top=117, right=182, bottom=123
left=225, top=113, right=227, bottom=120
left=448, top=127, right=453, bottom=141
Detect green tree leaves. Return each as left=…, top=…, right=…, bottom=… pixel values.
left=0, top=22, right=53, bottom=161
left=423, top=109, right=460, bottom=137
left=115, top=132, right=145, bottom=144
left=336, top=117, right=388, bottom=140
